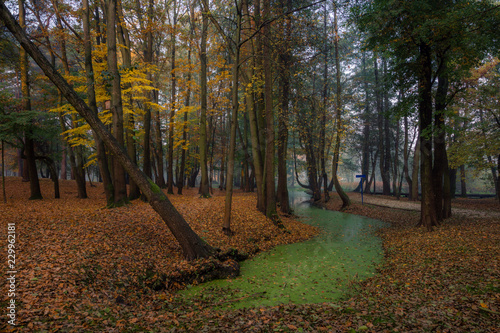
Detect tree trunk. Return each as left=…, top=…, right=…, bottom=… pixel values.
left=442, top=148, right=452, bottom=218
left=199, top=1, right=210, bottom=197
left=83, top=0, right=113, bottom=204
left=319, top=4, right=329, bottom=203
left=460, top=165, right=467, bottom=197
left=403, top=116, right=412, bottom=199
left=117, top=0, right=140, bottom=200
left=242, top=0, right=265, bottom=213
left=393, top=117, right=400, bottom=199
left=382, top=59, right=391, bottom=195
left=60, top=147, right=67, bottom=180
left=222, top=0, right=242, bottom=235
left=167, top=0, right=178, bottom=194
left=332, top=4, right=350, bottom=209
left=366, top=148, right=378, bottom=194
left=106, top=0, right=127, bottom=205
left=19, top=0, right=42, bottom=200
left=276, top=2, right=291, bottom=214
left=55, top=0, right=88, bottom=199
left=178, top=2, right=195, bottom=195
left=418, top=43, right=438, bottom=230
left=375, top=56, right=389, bottom=196
left=433, top=67, right=449, bottom=221
left=38, top=156, right=60, bottom=199
left=263, top=0, right=279, bottom=223
left=411, top=136, right=420, bottom=201
left=142, top=0, right=154, bottom=193
left=449, top=167, right=457, bottom=199
left=0, top=3, right=216, bottom=260
left=153, top=91, right=166, bottom=188
left=361, top=53, right=371, bottom=193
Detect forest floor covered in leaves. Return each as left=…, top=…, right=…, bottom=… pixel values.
left=1, top=178, right=499, bottom=332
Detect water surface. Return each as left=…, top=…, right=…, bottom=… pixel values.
left=181, top=190, right=386, bottom=308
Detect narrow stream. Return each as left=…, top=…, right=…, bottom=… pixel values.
left=181, top=190, right=386, bottom=308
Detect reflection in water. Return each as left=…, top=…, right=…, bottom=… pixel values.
left=181, top=189, right=386, bottom=308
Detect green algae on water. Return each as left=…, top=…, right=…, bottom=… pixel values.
left=180, top=190, right=386, bottom=309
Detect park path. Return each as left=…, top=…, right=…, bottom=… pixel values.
left=349, top=193, right=500, bottom=219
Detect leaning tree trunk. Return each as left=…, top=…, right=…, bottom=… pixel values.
left=0, top=2, right=215, bottom=260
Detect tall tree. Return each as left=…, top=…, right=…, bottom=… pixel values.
left=276, top=0, right=292, bottom=214
left=19, top=0, right=42, bottom=200
left=355, top=0, right=500, bottom=229
left=0, top=2, right=215, bottom=260
left=199, top=0, right=211, bottom=197
left=332, top=2, right=350, bottom=209
left=117, top=0, right=140, bottom=200
left=222, top=0, right=243, bottom=235
left=263, top=0, right=279, bottom=222
left=142, top=0, right=154, bottom=191
left=82, top=0, right=113, bottom=204
left=106, top=0, right=127, bottom=206
left=167, top=0, right=179, bottom=194
left=319, top=3, right=330, bottom=202
left=53, top=0, right=87, bottom=199
left=178, top=0, right=195, bottom=195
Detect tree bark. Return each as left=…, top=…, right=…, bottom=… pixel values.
left=106, top=0, right=127, bottom=205
left=222, top=0, right=242, bottom=235
left=382, top=59, right=391, bottom=195
left=167, top=0, right=178, bottom=194
left=83, top=0, right=113, bottom=204
left=332, top=4, right=350, bottom=209
left=418, top=42, right=438, bottom=230
left=263, top=0, right=279, bottom=222
left=117, top=0, right=140, bottom=200
left=393, top=117, right=400, bottom=199
left=19, top=0, right=42, bottom=200
left=361, top=52, right=371, bottom=193
left=319, top=3, right=329, bottom=203
left=54, top=0, right=87, bottom=199
left=199, top=1, right=210, bottom=197
left=433, top=67, right=449, bottom=221
left=403, top=116, right=413, bottom=199
left=374, top=56, right=389, bottom=196
left=142, top=0, right=154, bottom=191
left=276, top=2, right=291, bottom=214
left=411, top=136, right=420, bottom=201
